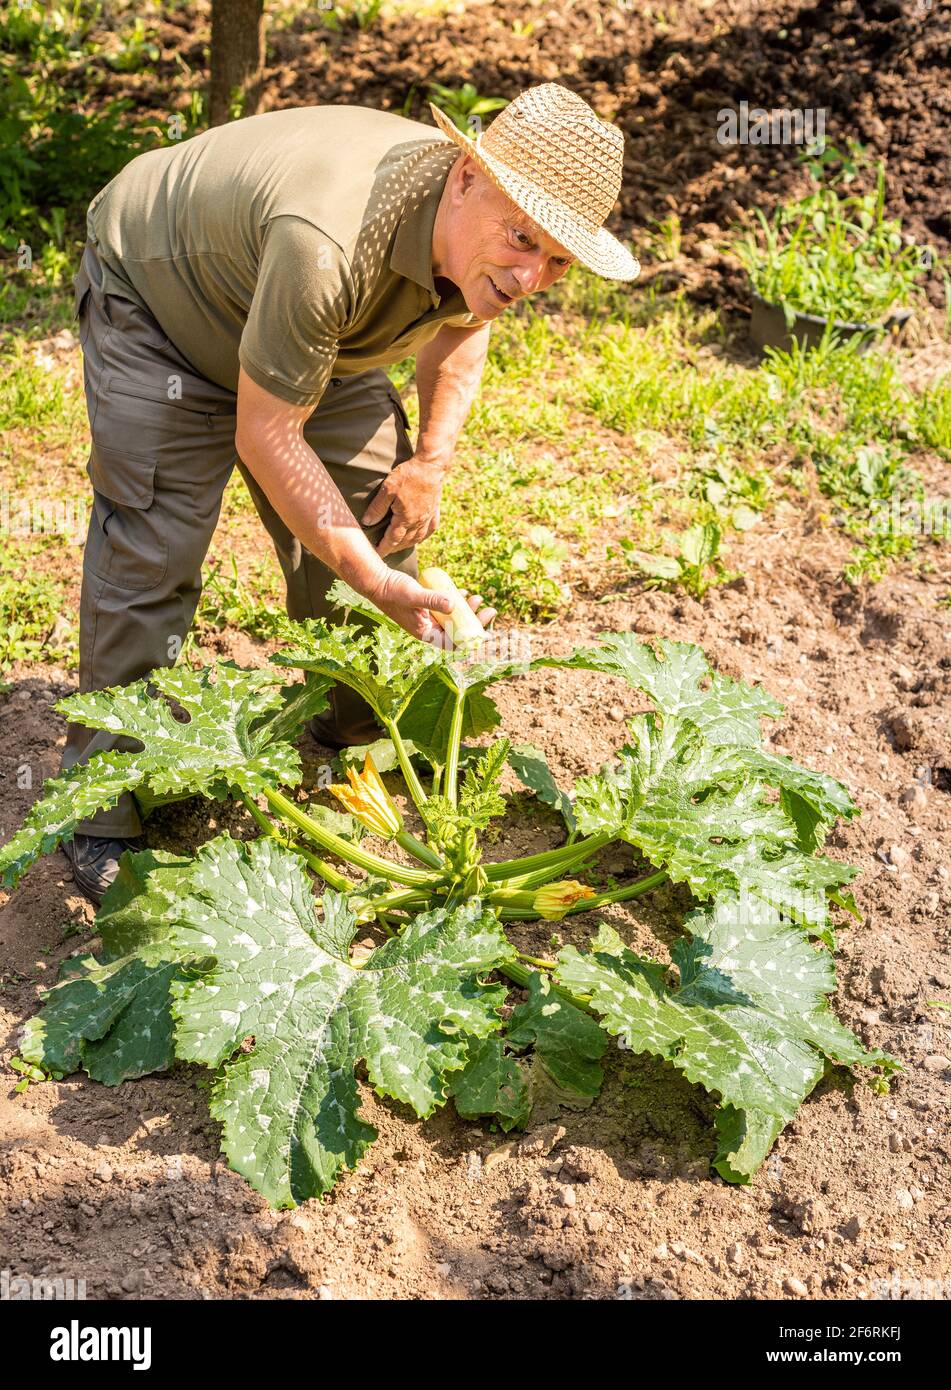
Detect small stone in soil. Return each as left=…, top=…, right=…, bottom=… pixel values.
left=899, top=785, right=928, bottom=812
left=520, top=1123, right=566, bottom=1158
left=783, top=1276, right=808, bottom=1297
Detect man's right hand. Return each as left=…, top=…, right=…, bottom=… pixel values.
left=366, top=568, right=455, bottom=641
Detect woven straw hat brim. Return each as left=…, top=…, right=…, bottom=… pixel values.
left=430, top=103, right=640, bottom=282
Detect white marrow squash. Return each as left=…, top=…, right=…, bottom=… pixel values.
left=418, top=566, right=486, bottom=644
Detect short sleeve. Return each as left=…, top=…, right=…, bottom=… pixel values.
left=239, top=216, right=353, bottom=407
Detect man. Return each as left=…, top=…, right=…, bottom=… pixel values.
left=62, top=82, right=639, bottom=903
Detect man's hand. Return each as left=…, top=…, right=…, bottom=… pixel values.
left=366, top=568, right=455, bottom=641
left=363, top=455, right=444, bottom=558
left=365, top=322, right=490, bottom=558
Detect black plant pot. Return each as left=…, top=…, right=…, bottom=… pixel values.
left=749, top=292, right=913, bottom=355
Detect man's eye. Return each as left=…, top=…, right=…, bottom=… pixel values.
left=514, top=229, right=531, bottom=247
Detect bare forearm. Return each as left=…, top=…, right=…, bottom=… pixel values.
left=234, top=367, right=455, bottom=638
left=414, top=322, right=490, bottom=471
left=237, top=429, right=388, bottom=597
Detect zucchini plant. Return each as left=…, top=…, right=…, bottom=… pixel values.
left=1, top=583, right=897, bottom=1207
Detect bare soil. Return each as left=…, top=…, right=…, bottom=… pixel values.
left=1, top=502, right=949, bottom=1301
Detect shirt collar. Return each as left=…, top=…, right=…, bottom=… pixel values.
left=389, top=143, right=458, bottom=310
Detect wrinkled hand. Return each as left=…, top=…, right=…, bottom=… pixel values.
left=365, top=568, right=453, bottom=642
left=363, top=456, right=444, bottom=558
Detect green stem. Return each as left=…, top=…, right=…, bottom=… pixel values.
left=262, top=786, right=439, bottom=888
left=395, top=830, right=444, bottom=871
left=237, top=791, right=354, bottom=891
left=485, top=831, right=613, bottom=882
left=444, top=688, right=466, bottom=807
left=517, top=952, right=556, bottom=969
left=504, top=843, right=607, bottom=891
left=381, top=716, right=430, bottom=811
left=374, top=887, right=431, bottom=912
left=497, top=959, right=581, bottom=1009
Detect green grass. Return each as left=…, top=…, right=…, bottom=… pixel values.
left=733, top=160, right=937, bottom=325
left=194, top=554, right=285, bottom=643
left=0, top=539, right=75, bottom=670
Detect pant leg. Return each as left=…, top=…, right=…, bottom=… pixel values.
left=236, top=368, right=418, bottom=743
left=63, top=244, right=240, bottom=836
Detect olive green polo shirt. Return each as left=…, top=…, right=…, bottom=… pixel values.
left=86, top=106, right=485, bottom=407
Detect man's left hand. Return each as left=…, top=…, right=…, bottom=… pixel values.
left=363, top=455, right=445, bottom=558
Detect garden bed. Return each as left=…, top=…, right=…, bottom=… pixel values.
left=1, top=505, right=949, bottom=1300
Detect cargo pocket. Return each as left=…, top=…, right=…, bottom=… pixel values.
left=86, top=443, right=167, bottom=592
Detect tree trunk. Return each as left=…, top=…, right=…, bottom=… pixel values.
left=209, top=0, right=265, bottom=127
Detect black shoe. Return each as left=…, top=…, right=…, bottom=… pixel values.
left=308, top=713, right=380, bottom=751
left=61, top=833, right=140, bottom=906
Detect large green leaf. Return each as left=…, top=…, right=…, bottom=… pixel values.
left=95, top=848, right=198, bottom=960
left=169, top=836, right=514, bottom=1206
left=573, top=712, right=854, bottom=931
left=274, top=617, right=443, bottom=725
left=449, top=972, right=605, bottom=1131
left=250, top=674, right=332, bottom=747
left=0, top=664, right=305, bottom=887
left=450, top=1037, right=531, bottom=1131
left=59, top=663, right=301, bottom=799
left=555, top=894, right=897, bottom=1182
left=727, top=745, right=856, bottom=829
left=713, top=1105, right=785, bottom=1183
left=20, top=848, right=206, bottom=1084
left=397, top=670, right=501, bottom=766
left=506, top=971, right=607, bottom=1098
left=553, top=634, right=782, bottom=746
left=280, top=585, right=545, bottom=766
left=508, top=743, right=577, bottom=833
left=0, top=754, right=144, bottom=890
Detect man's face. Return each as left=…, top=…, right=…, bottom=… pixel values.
left=436, top=158, right=575, bottom=319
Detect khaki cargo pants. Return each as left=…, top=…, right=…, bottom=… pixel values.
left=63, top=242, right=417, bottom=838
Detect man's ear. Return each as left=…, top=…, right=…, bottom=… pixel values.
left=456, top=155, right=480, bottom=200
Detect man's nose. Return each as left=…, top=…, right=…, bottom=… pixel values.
left=511, top=255, right=546, bottom=294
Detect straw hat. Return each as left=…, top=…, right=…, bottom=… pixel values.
left=429, top=83, right=639, bottom=282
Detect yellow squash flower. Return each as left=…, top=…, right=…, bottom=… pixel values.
left=329, top=752, right=403, bottom=838
left=533, top=879, right=597, bottom=921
